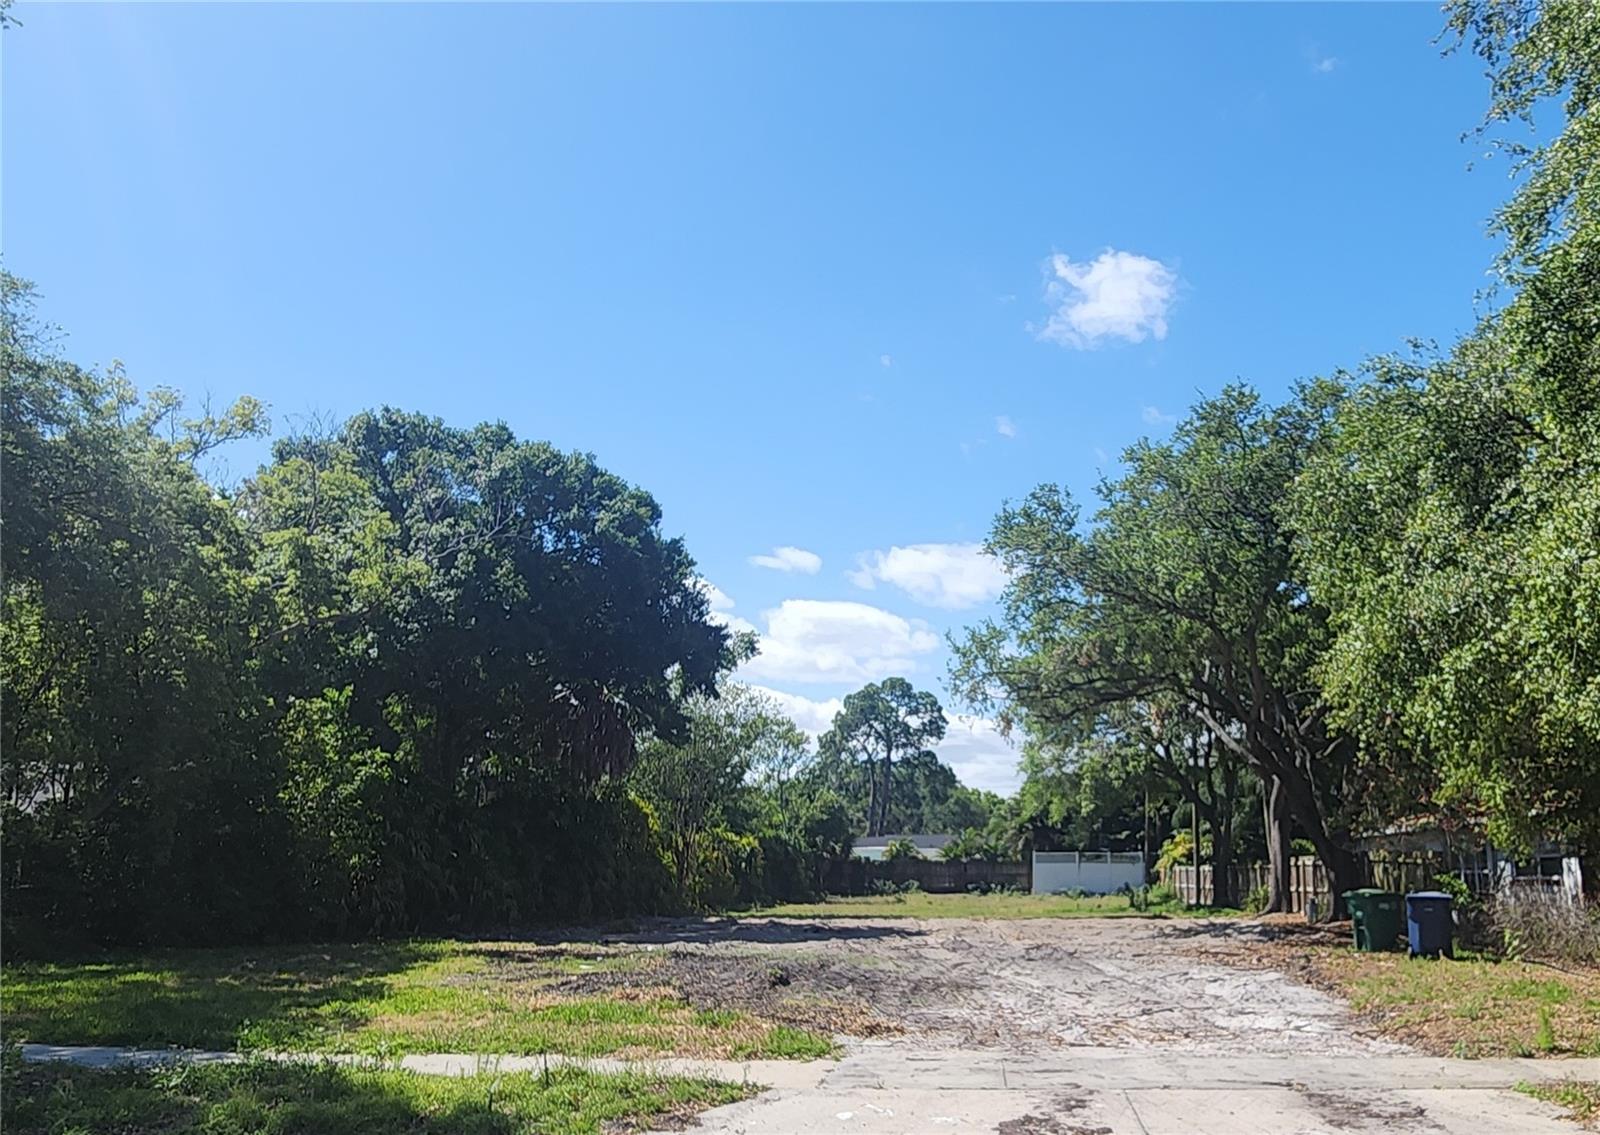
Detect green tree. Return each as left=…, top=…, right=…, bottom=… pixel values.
left=631, top=686, right=784, bottom=903
left=953, top=384, right=1364, bottom=907
left=2, top=274, right=280, bottom=947
left=1292, top=0, right=1600, bottom=853
left=817, top=679, right=947, bottom=837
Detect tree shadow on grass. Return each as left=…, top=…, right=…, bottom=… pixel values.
left=1153, top=918, right=1350, bottom=947
left=1, top=941, right=440, bottom=1051
left=531, top=916, right=927, bottom=947
left=3, top=1057, right=733, bottom=1135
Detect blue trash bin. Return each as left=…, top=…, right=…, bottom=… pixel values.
left=1405, top=891, right=1454, bottom=958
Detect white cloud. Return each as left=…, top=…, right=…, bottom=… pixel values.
left=692, top=577, right=758, bottom=635
left=1037, top=249, right=1179, bottom=349
left=749, top=546, right=823, bottom=574
left=693, top=576, right=735, bottom=612
left=1141, top=405, right=1177, bottom=426
left=746, top=685, right=844, bottom=738
left=1313, top=55, right=1338, bottom=74
left=738, top=599, right=940, bottom=685
left=880, top=354, right=893, bottom=368
left=848, top=543, right=1009, bottom=610
left=995, top=415, right=1018, bottom=439
left=937, top=714, right=1022, bottom=795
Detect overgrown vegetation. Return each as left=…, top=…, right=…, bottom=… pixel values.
left=0, top=1050, right=752, bottom=1135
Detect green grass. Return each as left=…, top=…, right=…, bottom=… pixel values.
left=1315, top=949, right=1600, bottom=1058
left=0, top=940, right=832, bottom=1061
left=748, top=890, right=1238, bottom=920
left=1517, top=1080, right=1600, bottom=1127
left=0, top=1053, right=752, bottom=1135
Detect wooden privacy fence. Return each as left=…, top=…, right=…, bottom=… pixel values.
left=1170, top=856, right=1333, bottom=913
left=825, top=857, right=1029, bottom=895
left=1170, top=853, right=1461, bottom=914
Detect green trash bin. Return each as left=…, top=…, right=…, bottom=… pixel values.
left=1343, top=889, right=1404, bottom=951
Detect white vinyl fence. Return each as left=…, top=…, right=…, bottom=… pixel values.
left=1032, top=850, right=1146, bottom=895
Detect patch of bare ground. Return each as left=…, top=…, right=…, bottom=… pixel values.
left=479, top=943, right=908, bottom=1039
left=515, top=917, right=1395, bottom=1055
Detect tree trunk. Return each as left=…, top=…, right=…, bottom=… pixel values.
left=1191, top=803, right=1202, bottom=904
left=1265, top=776, right=1291, bottom=914
left=866, top=760, right=880, bottom=837
left=1211, top=807, right=1237, bottom=908
left=881, top=750, right=893, bottom=836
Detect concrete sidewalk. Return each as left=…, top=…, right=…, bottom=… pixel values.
left=663, top=1045, right=1600, bottom=1134
left=18, top=1042, right=833, bottom=1090
left=24, top=1041, right=1598, bottom=1132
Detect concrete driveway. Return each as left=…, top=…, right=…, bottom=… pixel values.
left=633, top=916, right=1590, bottom=1134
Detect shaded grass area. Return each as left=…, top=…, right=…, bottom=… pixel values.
left=0, top=1054, right=751, bottom=1135
left=750, top=891, right=1238, bottom=920
left=1518, top=1080, right=1600, bottom=1128
left=1203, top=924, right=1600, bottom=1058
left=0, top=940, right=832, bottom=1060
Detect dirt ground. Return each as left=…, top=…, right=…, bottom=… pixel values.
left=522, top=916, right=1402, bottom=1056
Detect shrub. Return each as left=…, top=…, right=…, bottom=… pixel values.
left=1488, top=892, right=1600, bottom=964
left=1244, top=883, right=1270, bottom=915
left=882, top=838, right=923, bottom=862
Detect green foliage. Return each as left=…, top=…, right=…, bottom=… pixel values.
left=1292, top=1, right=1600, bottom=853
left=941, top=827, right=1014, bottom=863
left=881, top=838, right=923, bottom=862
left=1155, top=831, right=1199, bottom=879
left=817, top=678, right=947, bottom=837
left=952, top=382, right=1366, bottom=899
left=0, top=1058, right=752, bottom=1135
left=0, top=278, right=740, bottom=949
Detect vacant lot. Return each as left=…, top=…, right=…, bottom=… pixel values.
left=586, top=913, right=1391, bottom=1053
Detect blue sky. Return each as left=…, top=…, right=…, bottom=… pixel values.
left=5, top=3, right=1510, bottom=793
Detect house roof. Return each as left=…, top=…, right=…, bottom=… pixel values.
left=853, top=833, right=955, bottom=850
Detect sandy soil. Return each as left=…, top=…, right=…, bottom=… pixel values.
left=540, top=916, right=1402, bottom=1056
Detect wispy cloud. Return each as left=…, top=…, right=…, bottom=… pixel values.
left=749, top=546, right=822, bottom=574
left=995, top=415, right=1018, bottom=439
left=1313, top=55, right=1338, bottom=74
left=849, top=542, right=1009, bottom=610
left=1036, top=249, right=1179, bottom=350
left=1142, top=405, right=1177, bottom=427
left=879, top=354, right=893, bottom=368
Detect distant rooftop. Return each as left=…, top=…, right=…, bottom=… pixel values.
left=853, top=833, right=955, bottom=850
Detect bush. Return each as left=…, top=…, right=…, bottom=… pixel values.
left=1488, top=892, right=1600, bottom=964
left=941, top=828, right=1011, bottom=863
left=1244, top=883, right=1270, bottom=915
left=882, top=838, right=924, bottom=862
left=967, top=881, right=1024, bottom=896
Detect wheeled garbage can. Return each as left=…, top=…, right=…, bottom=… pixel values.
left=1405, top=890, right=1454, bottom=958
left=1342, top=889, right=1404, bottom=951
